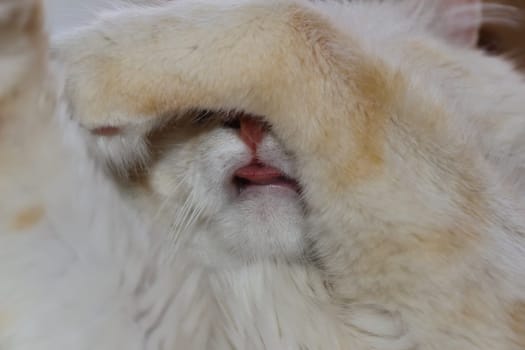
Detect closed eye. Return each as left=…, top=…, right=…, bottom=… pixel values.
left=192, top=109, right=216, bottom=125
left=190, top=109, right=242, bottom=130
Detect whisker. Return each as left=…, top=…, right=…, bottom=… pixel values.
left=164, top=188, right=198, bottom=258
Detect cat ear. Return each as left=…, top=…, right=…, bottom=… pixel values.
left=429, top=0, right=482, bottom=47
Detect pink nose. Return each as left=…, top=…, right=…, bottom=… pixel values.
left=239, top=117, right=265, bottom=152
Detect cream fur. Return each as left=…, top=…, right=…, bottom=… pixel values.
left=2, top=0, right=525, bottom=349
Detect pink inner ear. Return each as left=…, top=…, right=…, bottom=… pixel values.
left=437, top=0, right=482, bottom=47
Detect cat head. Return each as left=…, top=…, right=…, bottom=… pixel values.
left=53, top=0, right=522, bottom=267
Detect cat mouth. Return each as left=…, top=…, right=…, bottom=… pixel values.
left=233, top=161, right=300, bottom=195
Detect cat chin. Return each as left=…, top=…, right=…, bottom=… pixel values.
left=206, top=143, right=305, bottom=265
left=237, top=183, right=299, bottom=199
left=190, top=193, right=305, bottom=268
left=182, top=174, right=305, bottom=268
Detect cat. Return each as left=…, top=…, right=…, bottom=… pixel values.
left=56, top=0, right=525, bottom=348
left=0, top=1, right=413, bottom=349
left=2, top=0, right=525, bottom=349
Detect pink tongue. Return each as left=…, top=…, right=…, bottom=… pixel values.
left=234, top=163, right=284, bottom=185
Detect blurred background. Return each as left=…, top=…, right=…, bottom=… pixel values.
left=45, top=0, right=524, bottom=70
left=45, top=0, right=110, bottom=34
left=480, top=0, right=525, bottom=71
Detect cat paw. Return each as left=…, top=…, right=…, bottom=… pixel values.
left=0, top=0, right=45, bottom=99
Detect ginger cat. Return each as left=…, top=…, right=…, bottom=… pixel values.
left=2, top=0, right=525, bottom=349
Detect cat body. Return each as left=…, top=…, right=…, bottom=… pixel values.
left=1, top=2, right=404, bottom=349
left=1, top=0, right=525, bottom=349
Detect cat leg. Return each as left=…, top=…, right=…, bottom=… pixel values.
left=55, top=0, right=352, bottom=170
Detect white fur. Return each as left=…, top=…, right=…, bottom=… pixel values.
left=2, top=0, right=525, bottom=349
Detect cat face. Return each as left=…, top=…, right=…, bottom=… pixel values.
left=81, top=109, right=305, bottom=266
left=129, top=115, right=305, bottom=265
